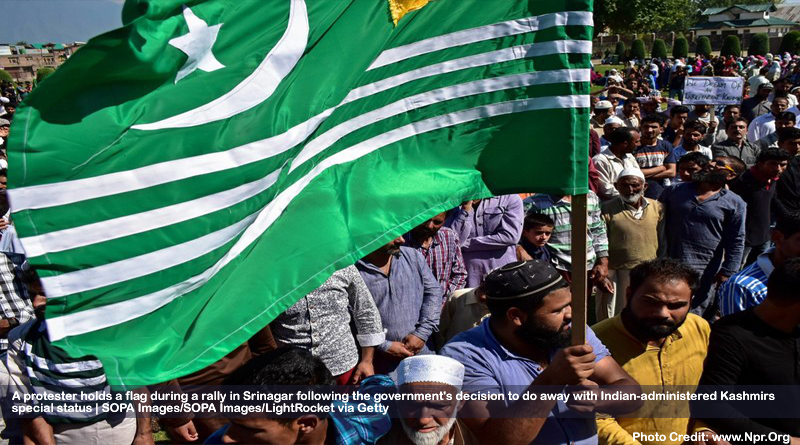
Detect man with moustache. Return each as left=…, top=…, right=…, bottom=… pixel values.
left=404, top=211, right=467, bottom=302
left=712, top=117, right=761, bottom=168
left=592, top=259, right=722, bottom=445
left=378, top=355, right=479, bottom=445
left=441, top=260, right=641, bottom=445
left=659, top=158, right=746, bottom=319
left=357, top=237, right=442, bottom=373
left=599, top=169, right=663, bottom=322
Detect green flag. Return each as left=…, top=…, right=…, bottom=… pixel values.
left=8, top=0, right=592, bottom=387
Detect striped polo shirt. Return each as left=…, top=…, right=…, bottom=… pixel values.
left=718, top=250, right=774, bottom=317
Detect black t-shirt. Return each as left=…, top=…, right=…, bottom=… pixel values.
left=693, top=309, right=800, bottom=440
left=730, top=169, right=776, bottom=246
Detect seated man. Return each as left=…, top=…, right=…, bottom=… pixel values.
left=378, top=355, right=478, bottom=445
left=440, top=260, right=642, bottom=445
left=692, top=259, right=800, bottom=442
left=206, top=347, right=394, bottom=444
left=592, top=259, right=720, bottom=445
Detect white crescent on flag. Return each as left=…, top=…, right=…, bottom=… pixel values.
left=132, top=0, right=308, bottom=131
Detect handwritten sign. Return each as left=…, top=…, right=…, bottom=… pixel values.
left=683, top=76, right=743, bottom=105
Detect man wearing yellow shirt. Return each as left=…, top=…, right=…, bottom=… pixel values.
left=592, top=258, right=724, bottom=445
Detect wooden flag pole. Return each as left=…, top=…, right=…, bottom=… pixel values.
left=570, top=193, right=588, bottom=346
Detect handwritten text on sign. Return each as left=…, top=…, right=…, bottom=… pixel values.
left=684, top=77, right=743, bottom=105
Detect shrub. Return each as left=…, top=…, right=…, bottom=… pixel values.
left=36, top=67, right=55, bottom=83
left=673, top=37, right=689, bottom=58
left=651, top=39, right=668, bottom=59
left=721, top=35, right=742, bottom=57
left=615, top=41, right=627, bottom=58
left=749, top=33, right=770, bottom=56
left=631, top=39, right=646, bottom=60
left=696, top=36, right=712, bottom=58
left=780, top=31, right=800, bottom=55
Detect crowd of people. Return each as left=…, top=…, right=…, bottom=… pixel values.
left=0, top=49, right=799, bottom=445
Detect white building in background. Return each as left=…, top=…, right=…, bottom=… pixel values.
left=691, top=4, right=799, bottom=38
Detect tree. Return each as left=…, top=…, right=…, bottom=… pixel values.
left=36, top=68, right=55, bottom=83
left=615, top=41, right=627, bottom=58
left=696, top=36, right=712, bottom=57
left=721, top=35, right=742, bottom=57
left=0, top=70, right=12, bottom=84
left=780, top=31, right=800, bottom=55
left=651, top=39, right=668, bottom=59
left=595, top=0, right=695, bottom=34
left=673, top=37, right=689, bottom=58
left=749, top=33, right=770, bottom=56
left=631, top=39, right=647, bottom=60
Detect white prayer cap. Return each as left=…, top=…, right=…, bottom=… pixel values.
left=604, top=115, right=624, bottom=126
left=396, top=356, right=465, bottom=391
left=616, top=167, right=645, bottom=182
left=595, top=100, right=613, bottom=110
left=0, top=97, right=9, bottom=104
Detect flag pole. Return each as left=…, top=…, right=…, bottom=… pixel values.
left=570, top=193, right=588, bottom=346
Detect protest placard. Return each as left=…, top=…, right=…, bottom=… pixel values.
left=683, top=76, right=744, bottom=105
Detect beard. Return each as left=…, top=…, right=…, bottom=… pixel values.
left=620, top=191, right=644, bottom=205
left=622, top=307, right=684, bottom=339
left=516, top=319, right=572, bottom=350
left=401, top=413, right=457, bottom=445
left=691, top=169, right=728, bottom=184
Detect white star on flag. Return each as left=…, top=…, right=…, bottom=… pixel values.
left=169, top=6, right=225, bottom=84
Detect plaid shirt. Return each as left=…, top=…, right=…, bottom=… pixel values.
left=0, top=252, right=32, bottom=352
left=523, top=192, right=609, bottom=271
left=403, top=227, right=467, bottom=300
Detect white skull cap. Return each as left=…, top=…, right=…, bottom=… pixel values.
left=396, top=355, right=465, bottom=391
left=617, top=167, right=645, bottom=182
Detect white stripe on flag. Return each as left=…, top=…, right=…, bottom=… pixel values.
left=21, top=169, right=280, bottom=257
left=368, top=11, right=593, bottom=70
left=41, top=211, right=260, bottom=298
left=9, top=109, right=332, bottom=212
left=10, top=40, right=589, bottom=213
left=344, top=40, right=592, bottom=105
left=291, top=69, right=589, bottom=171
left=46, top=94, right=588, bottom=341
left=131, top=0, right=309, bottom=131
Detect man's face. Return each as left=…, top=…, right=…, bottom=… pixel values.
left=758, top=87, right=773, bottom=99
left=603, top=123, right=621, bottom=139
left=5, top=106, right=14, bottom=116
left=595, top=109, right=610, bottom=121
left=642, top=102, right=658, bottom=115
left=615, top=176, right=645, bottom=204
left=522, top=225, right=553, bottom=248
left=727, top=121, right=747, bottom=141
left=624, top=131, right=641, bottom=153
left=0, top=126, right=9, bottom=138
left=776, top=119, right=796, bottom=131
left=515, top=287, right=573, bottom=350
left=693, top=159, right=734, bottom=184
left=399, top=383, right=460, bottom=445
left=624, top=277, right=691, bottom=340
left=671, top=113, right=688, bottom=129
left=682, top=128, right=703, bottom=148
left=757, top=159, right=789, bottom=179
left=723, top=107, right=741, bottom=122
left=640, top=122, right=661, bottom=141
left=777, top=81, right=791, bottom=95
left=625, top=102, right=640, bottom=117
left=772, top=98, right=789, bottom=115
left=629, top=80, right=639, bottom=90
left=694, top=105, right=710, bottom=115
left=775, top=230, right=800, bottom=260
left=0, top=176, right=6, bottom=191
left=678, top=161, right=702, bottom=182
left=411, top=212, right=447, bottom=240
left=383, top=236, right=405, bottom=255
left=224, top=417, right=304, bottom=445
left=780, top=138, right=800, bottom=157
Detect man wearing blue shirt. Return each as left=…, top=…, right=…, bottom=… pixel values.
left=441, top=260, right=641, bottom=445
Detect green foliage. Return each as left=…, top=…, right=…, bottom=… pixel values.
left=631, top=39, right=647, bottom=59
left=651, top=39, right=668, bottom=59
left=696, top=36, right=712, bottom=58
left=721, top=35, right=742, bottom=57
left=615, top=41, right=627, bottom=57
left=595, top=0, right=695, bottom=34
left=749, top=33, right=770, bottom=57
left=673, top=37, right=689, bottom=58
left=0, top=70, right=12, bottom=84
left=780, top=31, right=800, bottom=55
left=36, top=68, right=55, bottom=83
